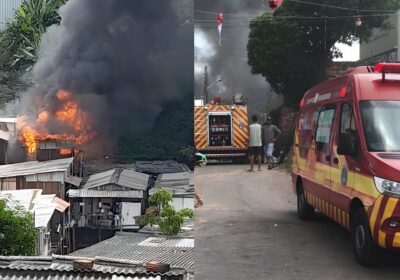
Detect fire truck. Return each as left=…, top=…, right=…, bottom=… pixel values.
left=194, top=94, right=249, bottom=161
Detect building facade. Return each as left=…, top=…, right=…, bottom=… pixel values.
left=0, top=0, right=22, bottom=30
left=360, top=11, right=400, bottom=64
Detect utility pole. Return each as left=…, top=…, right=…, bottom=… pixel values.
left=203, top=66, right=208, bottom=104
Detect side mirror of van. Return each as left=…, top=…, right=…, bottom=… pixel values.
left=337, top=132, right=357, bottom=156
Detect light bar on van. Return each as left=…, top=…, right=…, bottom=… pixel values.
left=374, top=63, right=400, bottom=73
left=374, top=63, right=400, bottom=81
left=374, top=176, right=400, bottom=197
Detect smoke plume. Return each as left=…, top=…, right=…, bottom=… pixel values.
left=195, top=0, right=278, bottom=116
left=18, top=0, right=193, bottom=156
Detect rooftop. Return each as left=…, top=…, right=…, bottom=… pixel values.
left=67, top=168, right=150, bottom=198
left=0, top=232, right=195, bottom=279
left=0, top=157, right=74, bottom=179
left=0, top=255, right=185, bottom=280
left=69, top=232, right=194, bottom=274
left=152, top=172, right=194, bottom=196
left=134, top=161, right=191, bottom=175
left=84, top=168, right=149, bottom=191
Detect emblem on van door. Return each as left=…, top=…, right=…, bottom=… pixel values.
left=341, top=167, right=348, bottom=186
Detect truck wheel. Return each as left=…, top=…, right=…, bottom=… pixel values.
left=297, top=184, right=315, bottom=220
left=351, top=208, right=380, bottom=267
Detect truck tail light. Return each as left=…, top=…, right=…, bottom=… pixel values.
left=300, top=98, right=305, bottom=107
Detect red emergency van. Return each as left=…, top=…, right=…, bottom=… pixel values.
left=292, top=63, right=400, bottom=266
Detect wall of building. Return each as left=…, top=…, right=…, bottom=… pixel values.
left=0, top=0, right=22, bottom=30
left=360, top=12, right=399, bottom=62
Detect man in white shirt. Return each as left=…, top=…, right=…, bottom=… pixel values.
left=247, top=115, right=263, bottom=172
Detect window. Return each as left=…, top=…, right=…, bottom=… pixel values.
left=315, top=107, right=335, bottom=151
left=340, top=104, right=356, bottom=135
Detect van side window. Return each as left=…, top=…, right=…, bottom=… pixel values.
left=340, top=104, right=356, bottom=134
left=315, top=107, right=335, bottom=151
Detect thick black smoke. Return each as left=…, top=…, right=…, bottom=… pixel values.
left=195, top=0, right=277, bottom=116
left=20, top=0, right=193, bottom=155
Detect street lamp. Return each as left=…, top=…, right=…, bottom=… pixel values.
left=207, top=78, right=223, bottom=90
left=205, top=78, right=223, bottom=104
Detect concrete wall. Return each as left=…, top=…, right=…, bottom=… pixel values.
left=360, top=11, right=399, bottom=62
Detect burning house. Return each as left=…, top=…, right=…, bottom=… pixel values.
left=16, top=89, right=95, bottom=162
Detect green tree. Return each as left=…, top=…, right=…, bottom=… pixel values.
left=117, top=94, right=194, bottom=164
left=0, top=0, right=66, bottom=72
left=141, top=188, right=194, bottom=236
left=247, top=0, right=400, bottom=107
left=0, top=0, right=66, bottom=108
left=0, top=198, right=36, bottom=256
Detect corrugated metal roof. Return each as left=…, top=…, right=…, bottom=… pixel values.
left=0, top=253, right=192, bottom=279
left=65, top=174, right=83, bottom=186
left=0, top=271, right=163, bottom=280
left=69, top=233, right=194, bottom=272
left=83, top=168, right=149, bottom=191
left=0, top=157, right=74, bottom=179
left=68, top=189, right=144, bottom=198
left=134, top=161, right=191, bottom=175
left=152, top=172, right=194, bottom=195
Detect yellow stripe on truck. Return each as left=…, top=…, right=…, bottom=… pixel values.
left=378, top=197, right=398, bottom=248
left=369, top=196, right=383, bottom=234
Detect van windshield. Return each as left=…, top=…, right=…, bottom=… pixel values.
left=360, top=101, right=400, bottom=152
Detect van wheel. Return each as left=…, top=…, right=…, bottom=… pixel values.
left=351, top=208, right=380, bottom=267
left=297, top=185, right=315, bottom=220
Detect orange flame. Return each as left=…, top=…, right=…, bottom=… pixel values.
left=17, top=89, right=96, bottom=156
left=59, top=148, right=72, bottom=155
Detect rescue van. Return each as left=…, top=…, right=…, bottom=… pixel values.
left=194, top=95, right=249, bottom=160
left=292, top=63, right=400, bottom=266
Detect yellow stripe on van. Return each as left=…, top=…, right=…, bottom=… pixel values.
left=379, top=231, right=387, bottom=248
left=370, top=196, right=383, bottom=234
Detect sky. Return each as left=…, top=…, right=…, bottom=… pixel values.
left=334, top=42, right=360, bottom=61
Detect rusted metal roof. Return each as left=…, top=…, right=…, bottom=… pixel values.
left=0, top=157, right=74, bottom=179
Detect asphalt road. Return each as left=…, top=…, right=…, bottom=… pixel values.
left=195, top=164, right=400, bottom=280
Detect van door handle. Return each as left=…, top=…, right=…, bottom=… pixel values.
left=325, top=155, right=331, bottom=161
left=333, top=157, right=339, bottom=165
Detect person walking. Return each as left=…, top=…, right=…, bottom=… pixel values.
left=195, top=186, right=203, bottom=208
left=262, top=116, right=282, bottom=169
left=247, top=115, right=263, bottom=172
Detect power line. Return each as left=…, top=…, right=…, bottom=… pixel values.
left=194, top=13, right=396, bottom=23
left=287, top=0, right=394, bottom=13
left=194, top=13, right=396, bottom=29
